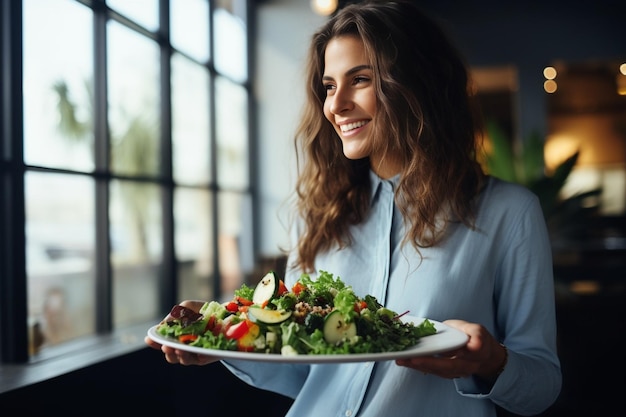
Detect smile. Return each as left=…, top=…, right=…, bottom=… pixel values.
left=340, top=120, right=369, bottom=133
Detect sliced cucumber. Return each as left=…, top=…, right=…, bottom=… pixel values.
left=252, top=271, right=278, bottom=305
left=323, top=310, right=357, bottom=344
left=247, top=306, right=292, bottom=324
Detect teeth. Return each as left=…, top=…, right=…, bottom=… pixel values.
left=340, top=120, right=367, bottom=132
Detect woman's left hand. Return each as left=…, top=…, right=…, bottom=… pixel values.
left=395, top=319, right=507, bottom=381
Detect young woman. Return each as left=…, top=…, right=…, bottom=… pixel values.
left=146, top=1, right=562, bottom=415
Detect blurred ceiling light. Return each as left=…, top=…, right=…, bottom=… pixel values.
left=543, top=66, right=557, bottom=80
left=543, top=67, right=558, bottom=93
left=618, top=63, right=626, bottom=95
left=544, top=79, right=558, bottom=93
left=311, top=0, right=338, bottom=16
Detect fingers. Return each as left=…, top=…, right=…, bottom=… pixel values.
left=162, top=346, right=181, bottom=364
left=442, top=319, right=481, bottom=343
left=396, top=319, right=503, bottom=379
left=146, top=300, right=217, bottom=366
left=145, top=332, right=218, bottom=366
left=144, top=335, right=162, bottom=350
left=443, top=319, right=495, bottom=354
left=161, top=345, right=218, bottom=366
left=146, top=300, right=207, bottom=349
left=396, top=355, right=472, bottom=379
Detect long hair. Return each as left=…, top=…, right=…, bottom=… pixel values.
left=293, top=0, right=485, bottom=272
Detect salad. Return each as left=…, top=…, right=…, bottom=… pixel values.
left=156, top=270, right=437, bottom=355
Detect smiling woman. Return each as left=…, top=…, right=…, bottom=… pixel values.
left=146, top=2, right=562, bottom=417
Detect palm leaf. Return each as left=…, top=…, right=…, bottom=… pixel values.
left=550, top=151, right=579, bottom=190
left=519, top=130, right=545, bottom=185
left=485, top=121, right=517, bottom=182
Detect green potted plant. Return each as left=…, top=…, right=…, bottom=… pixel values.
left=483, top=121, right=601, bottom=242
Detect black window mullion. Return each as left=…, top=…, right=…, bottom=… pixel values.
left=241, top=0, right=261, bottom=261
left=93, top=1, right=112, bottom=333
left=0, top=0, right=27, bottom=364
left=158, top=0, right=177, bottom=313
left=207, top=1, right=221, bottom=301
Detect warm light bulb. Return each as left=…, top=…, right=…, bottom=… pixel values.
left=312, top=0, right=338, bottom=15
left=544, top=79, right=557, bottom=93
left=617, top=63, right=626, bottom=96
left=543, top=66, right=557, bottom=80
left=311, top=0, right=338, bottom=16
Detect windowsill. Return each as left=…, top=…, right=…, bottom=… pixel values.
left=0, top=321, right=153, bottom=395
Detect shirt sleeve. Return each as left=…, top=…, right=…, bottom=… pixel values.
left=454, top=191, right=562, bottom=415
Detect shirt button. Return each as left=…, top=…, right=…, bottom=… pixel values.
left=345, top=410, right=352, bottom=417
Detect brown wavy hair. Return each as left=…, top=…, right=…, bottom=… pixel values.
left=292, top=0, right=486, bottom=272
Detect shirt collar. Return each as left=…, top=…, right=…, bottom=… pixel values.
left=369, top=170, right=400, bottom=204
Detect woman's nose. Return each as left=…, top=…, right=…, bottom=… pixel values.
left=329, top=87, right=353, bottom=114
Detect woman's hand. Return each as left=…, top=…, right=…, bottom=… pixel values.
left=395, top=319, right=507, bottom=381
left=144, top=300, right=220, bottom=366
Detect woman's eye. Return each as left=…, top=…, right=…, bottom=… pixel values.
left=323, top=84, right=335, bottom=92
left=354, top=76, right=370, bottom=84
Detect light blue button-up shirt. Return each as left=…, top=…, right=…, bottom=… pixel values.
left=223, top=174, right=561, bottom=416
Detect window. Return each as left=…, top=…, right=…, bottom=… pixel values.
left=1, top=0, right=253, bottom=363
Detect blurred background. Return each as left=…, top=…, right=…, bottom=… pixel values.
left=1, top=1, right=624, bottom=416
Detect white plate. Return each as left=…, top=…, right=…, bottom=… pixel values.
left=146, top=316, right=468, bottom=364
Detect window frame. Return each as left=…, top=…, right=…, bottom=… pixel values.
left=0, top=0, right=257, bottom=391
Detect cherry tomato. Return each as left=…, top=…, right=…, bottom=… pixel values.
left=292, top=282, right=305, bottom=296
left=354, top=300, right=368, bottom=313
left=278, top=280, right=288, bottom=296
left=225, top=320, right=250, bottom=340
left=178, top=334, right=198, bottom=344
left=226, top=302, right=239, bottom=312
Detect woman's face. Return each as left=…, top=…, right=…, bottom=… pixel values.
left=322, top=35, right=377, bottom=163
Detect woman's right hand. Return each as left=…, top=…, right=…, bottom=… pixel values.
left=144, top=300, right=220, bottom=366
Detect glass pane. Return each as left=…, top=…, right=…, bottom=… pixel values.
left=214, top=0, right=248, bottom=83
left=110, top=180, right=162, bottom=326
left=107, top=0, right=159, bottom=32
left=25, top=172, right=96, bottom=353
left=23, top=0, right=94, bottom=171
left=172, top=53, right=212, bottom=185
left=215, top=76, right=249, bottom=189
left=175, top=188, right=215, bottom=302
left=174, top=190, right=250, bottom=302
left=218, top=191, right=248, bottom=297
left=170, top=0, right=210, bottom=63
left=107, top=21, right=161, bottom=177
